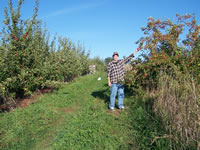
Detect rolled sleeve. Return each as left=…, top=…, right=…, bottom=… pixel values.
left=123, top=53, right=134, bottom=64
left=107, top=63, right=111, bottom=77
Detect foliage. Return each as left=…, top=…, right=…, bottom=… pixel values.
left=104, top=57, right=112, bottom=65
left=125, top=14, right=200, bottom=149
left=56, top=37, right=90, bottom=82
left=0, top=0, right=90, bottom=110
left=89, top=56, right=106, bottom=72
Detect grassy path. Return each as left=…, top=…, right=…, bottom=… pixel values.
left=0, top=72, right=137, bottom=150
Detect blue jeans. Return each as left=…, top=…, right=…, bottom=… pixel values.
left=109, top=83, right=124, bottom=109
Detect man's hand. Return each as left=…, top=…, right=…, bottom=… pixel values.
left=108, top=81, right=112, bottom=87
left=134, top=47, right=141, bottom=55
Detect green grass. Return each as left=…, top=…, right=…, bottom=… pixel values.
left=0, top=72, right=137, bottom=150
left=126, top=97, right=171, bottom=150
left=1, top=72, right=181, bottom=150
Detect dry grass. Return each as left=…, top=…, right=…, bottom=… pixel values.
left=149, top=71, right=200, bottom=149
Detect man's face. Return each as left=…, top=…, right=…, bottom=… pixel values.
left=113, top=55, right=118, bottom=61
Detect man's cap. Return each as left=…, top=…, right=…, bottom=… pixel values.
left=112, top=52, right=119, bottom=57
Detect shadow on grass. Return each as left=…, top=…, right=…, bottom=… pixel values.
left=91, top=87, right=110, bottom=105
left=91, top=84, right=134, bottom=106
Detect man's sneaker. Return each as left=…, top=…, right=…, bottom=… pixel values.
left=119, top=106, right=125, bottom=110
left=109, top=107, right=115, bottom=111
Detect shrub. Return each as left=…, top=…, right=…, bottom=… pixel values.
left=0, top=0, right=90, bottom=110
left=125, top=14, right=200, bottom=149
left=89, top=57, right=106, bottom=72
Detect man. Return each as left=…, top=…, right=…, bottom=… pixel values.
left=107, top=48, right=140, bottom=111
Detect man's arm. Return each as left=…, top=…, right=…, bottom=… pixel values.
left=108, top=77, right=111, bottom=87
left=123, top=48, right=140, bottom=64
left=107, top=63, right=112, bottom=87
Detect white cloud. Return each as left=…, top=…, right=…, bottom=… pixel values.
left=42, top=2, right=104, bottom=19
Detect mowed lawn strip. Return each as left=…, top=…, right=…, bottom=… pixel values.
left=0, top=72, right=137, bottom=150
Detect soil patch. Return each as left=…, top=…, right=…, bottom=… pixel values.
left=107, top=109, right=122, bottom=117
left=17, top=88, right=52, bottom=108
left=0, top=88, right=52, bottom=111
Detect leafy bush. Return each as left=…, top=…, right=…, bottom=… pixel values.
left=0, top=0, right=90, bottom=110
left=125, top=14, right=200, bottom=149
left=56, top=37, right=90, bottom=82
left=89, top=56, right=106, bottom=72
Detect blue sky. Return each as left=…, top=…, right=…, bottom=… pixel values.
left=0, top=0, right=200, bottom=59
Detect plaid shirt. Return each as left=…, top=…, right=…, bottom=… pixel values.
left=107, top=53, right=134, bottom=84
